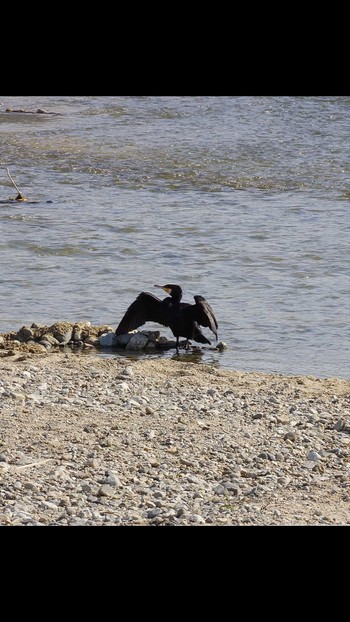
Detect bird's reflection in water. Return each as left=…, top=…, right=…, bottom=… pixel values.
left=170, top=347, right=222, bottom=367
left=171, top=351, right=203, bottom=364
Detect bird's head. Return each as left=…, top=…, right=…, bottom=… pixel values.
left=154, top=284, right=182, bottom=300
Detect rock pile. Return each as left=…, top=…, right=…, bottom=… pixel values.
left=0, top=321, right=227, bottom=356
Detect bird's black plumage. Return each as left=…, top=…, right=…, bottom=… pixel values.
left=115, top=284, right=218, bottom=354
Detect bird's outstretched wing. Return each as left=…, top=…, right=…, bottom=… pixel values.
left=115, top=292, right=169, bottom=336
left=193, top=295, right=218, bottom=340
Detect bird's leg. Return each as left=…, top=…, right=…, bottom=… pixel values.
left=176, top=337, right=179, bottom=354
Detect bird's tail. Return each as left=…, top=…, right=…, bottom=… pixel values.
left=193, top=327, right=211, bottom=345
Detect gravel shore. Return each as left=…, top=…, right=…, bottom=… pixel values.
left=1, top=348, right=349, bottom=526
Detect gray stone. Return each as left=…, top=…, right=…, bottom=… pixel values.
left=99, top=332, right=117, bottom=347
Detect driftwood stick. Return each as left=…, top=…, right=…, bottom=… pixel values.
left=6, top=167, right=27, bottom=200
left=7, top=167, right=22, bottom=194
left=15, top=458, right=54, bottom=471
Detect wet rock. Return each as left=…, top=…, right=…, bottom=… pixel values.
left=125, top=333, right=149, bottom=351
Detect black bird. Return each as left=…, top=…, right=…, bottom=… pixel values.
left=115, top=284, right=218, bottom=354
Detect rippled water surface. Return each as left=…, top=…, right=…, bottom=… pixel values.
left=0, top=96, right=349, bottom=378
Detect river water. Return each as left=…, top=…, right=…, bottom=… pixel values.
left=0, top=96, right=349, bottom=379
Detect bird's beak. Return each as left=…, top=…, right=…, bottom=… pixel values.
left=154, top=284, right=170, bottom=294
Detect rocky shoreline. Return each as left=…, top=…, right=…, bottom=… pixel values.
left=0, top=330, right=350, bottom=526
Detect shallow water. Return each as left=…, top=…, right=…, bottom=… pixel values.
left=0, top=96, right=349, bottom=378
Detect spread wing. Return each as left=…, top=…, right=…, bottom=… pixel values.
left=115, top=292, right=170, bottom=335
left=193, top=295, right=218, bottom=340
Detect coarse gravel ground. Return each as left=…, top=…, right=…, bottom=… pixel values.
left=1, top=348, right=350, bottom=526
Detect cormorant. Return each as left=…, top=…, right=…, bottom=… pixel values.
left=115, top=284, right=218, bottom=354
